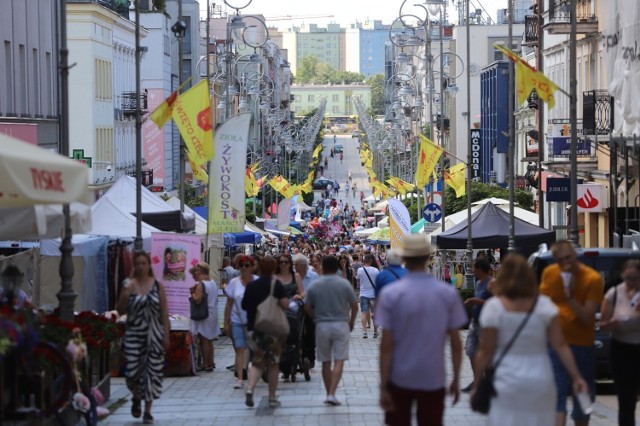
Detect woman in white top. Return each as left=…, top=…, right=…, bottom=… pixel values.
left=600, top=259, right=640, bottom=426
left=189, top=262, right=220, bottom=372
left=473, top=254, right=587, bottom=425
left=224, top=255, right=258, bottom=389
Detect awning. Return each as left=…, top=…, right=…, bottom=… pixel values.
left=411, top=218, right=426, bottom=234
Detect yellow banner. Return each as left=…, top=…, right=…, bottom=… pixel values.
left=494, top=44, right=560, bottom=109
left=172, top=80, right=214, bottom=165
left=415, top=134, right=444, bottom=188
left=189, top=154, right=208, bottom=182
left=269, top=175, right=296, bottom=198
left=312, top=144, right=323, bottom=159
left=445, top=162, right=467, bottom=198
left=149, top=79, right=190, bottom=128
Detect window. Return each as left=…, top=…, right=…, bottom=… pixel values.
left=19, top=44, right=27, bottom=113
left=32, top=48, right=40, bottom=116
left=332, top=105, right=339, bottom=113
left=182, top=16, right=192, bottom=54
left=332, top=95, right=339, bottom=102
left=96, top=127, right=114, bottom=164
left=308, top=94, right=315, bottom=102
left=45, top=52, right=53, bottom=116
left=4, top=41, right=13, bottom=114
left=94, top=59, right=113, bottom=101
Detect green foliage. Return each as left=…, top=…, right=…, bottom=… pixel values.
left=400, top=194, right=421, bottom=223
left=421, top=124, right=432, bottom=139
left=295, top=55, right=365, bottom=84
left=444, top=181, right=535, bottom=215
left=153, top=0, right=166, bottom=11
left=366, top=74, right=385, bottom=116
left=177, top=184, right=206, bottom=207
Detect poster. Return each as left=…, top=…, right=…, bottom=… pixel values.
left=150, top=232, right=202, bottom=316
left=143, top=88, right=167, bottom=185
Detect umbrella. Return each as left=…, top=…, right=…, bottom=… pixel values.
left=366, top=227, right=391, bottom=245
left=0, top=134, right=89, bottom=207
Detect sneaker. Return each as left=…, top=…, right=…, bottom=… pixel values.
left=363, top=332, right=368, bottom=338
left=461, top=382, right=474, bottom=393
left=268, top=398, right=282, bottom=408
left=326, top=395, right=342, bottom=406
left=373, top=331, right=379, bottom=338
left=245, top=390, right=254, bottom=407
left=226, top=364, right=235, bottom=371
left=234, top=380, right=244, bottom=389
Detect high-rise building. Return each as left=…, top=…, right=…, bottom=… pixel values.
left=345, top=20, right=389, bottom=78
left=281, top=23, right=344, bottom=76
left=497, top=0, right=531, bottom=24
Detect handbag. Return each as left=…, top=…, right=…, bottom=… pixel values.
left=471, top=296, right=538, bottom=414
left=189, top=282, right=209, bottom=321
left=254, top=279, right=290, bottom=338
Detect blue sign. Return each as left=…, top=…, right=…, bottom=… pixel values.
left=546, top=177, right=571, bottom=202
left=423, top=203, right=443, bottom=223
left=425, top=180, right=443, bottom=193
left=551, top=137, right=591, bottom=156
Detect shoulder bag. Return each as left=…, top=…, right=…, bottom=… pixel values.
left=254, top=279, right=290, bottom=338
left=471, top=297, right=538, bottom=414
left=362, top=267, right=376, bottom=291
left=189, top=282, right=209, bottom=321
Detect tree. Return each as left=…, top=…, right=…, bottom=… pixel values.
left=295, top=56, right=365, bottom=85
left=296, top=56, right=320, bottom=83
left=444, top=181, right=535, bottom=215
left=366, top=74, right=385, bottom=116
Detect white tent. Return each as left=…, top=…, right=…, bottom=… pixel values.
left=354, top=226, right=381, bottom=237
left=164, top=196, right=225, bottom=248
left=0, top=203, right=91, bottom=240
left=89, top=195, right=160, bottom=249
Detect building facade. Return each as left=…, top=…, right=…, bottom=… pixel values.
left=0, top=0, right=59, bottom=150
left=345, top=20, right=389, bottom=77
left=281, top=23, right=344, bottom=76
left=291, top=84, right=370, bottom=118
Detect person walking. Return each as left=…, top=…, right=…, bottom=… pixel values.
left=377, top=235, right=467, bottom=426
left=356, top=254, right=379, bottom=338
left=473, top=254, right=588, bottom=425
left=241, top=256, right=289, bottom=409
left=305, top=256, right=358, bottom=406
left=345, top=182, right=350, bottom=197
left=117, top=252, right=170, bottom=424
left=374, top=250, right=407, bottom=298
left=294, top=254, right=320, bottom=369
left=224, top=255, right=258, bottom=389
left=359, top=190, right=365, bottom=205
left=189, top=262, right=220, bottom=373
left=540, top=240, right=603, bottom=426
left=461, top=258, right=493, bottom=392
left=352, top=183, right=357, bottom=199
left=275, top=253, right=304, bottom=300
left=599, top=259, right=640, bottom=426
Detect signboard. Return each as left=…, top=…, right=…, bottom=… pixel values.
left=577, top=184, right=608, bottom=213
left=422, top=203, right=443, bottom=223
left=550, top=137, right=591, bottom=156
left=423, top=222, right=441, bottom=233
left=470, top=129, right=482, bottom=181
left=526, top=132, right=538, bottom=156
left=425, top=179, right=443, bottom=206
left=546, top=177, right=571, bottom=202
left=143, top=88, right=167, bottom=185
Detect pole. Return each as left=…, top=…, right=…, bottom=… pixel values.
left=439, top=7, right=446, bottom=232
left=428, top=17, right=435, bottom=208
left=178, top=0, right=185, bottom=214
left=536, top=5, right=545, bottom=228
left=134, top=0, right=143, bottom=251
left=57, top=0, right=77, bottom=321
left=507, top=0, right=516, bottom=252
left=204, top=1, right=212, bottom=262
left=569, top=0, right=579, bottom=244
left=465, top=0, right=473, bottom=287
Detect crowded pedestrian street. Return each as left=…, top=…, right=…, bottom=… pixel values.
left=100, top=323, right=626, bottom=425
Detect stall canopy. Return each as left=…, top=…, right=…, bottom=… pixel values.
left=435, top=202, right=555, bottom=254
left=102, top=176, right=194, bottom=232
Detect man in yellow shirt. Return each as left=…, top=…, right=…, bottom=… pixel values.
left=540, top=240, right=603, bottom=426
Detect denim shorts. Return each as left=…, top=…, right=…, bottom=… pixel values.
left=464, top=321, right=480, bottom=358
left=549, top=345, right=595, bottom=421
left=359, top=296, right=375, bottom=313
left=231, top=322, right=247, bottom=349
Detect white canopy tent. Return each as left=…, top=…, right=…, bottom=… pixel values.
left=0, top=203, right=91, bottom=240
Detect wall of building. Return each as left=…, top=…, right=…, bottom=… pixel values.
left=291, top=84, right=370, bottom=117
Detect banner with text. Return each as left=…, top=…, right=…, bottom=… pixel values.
left=143, top=88, right=167, bottom=185
left=208, top=113, right=251, bottom=233
left=150, top=232, right=201, bottom=316
left=388, top=199, right=411, bottom=250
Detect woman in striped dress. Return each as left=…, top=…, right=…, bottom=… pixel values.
left=117, top=251, right=170, bottom=424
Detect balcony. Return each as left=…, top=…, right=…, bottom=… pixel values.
left=523, top=15, right=540, bottom=46
left=583, top=90, right=614, bottom=138
left=122, top=91, right=148, bottom=117
left=544, top=0, right=599, bottom=35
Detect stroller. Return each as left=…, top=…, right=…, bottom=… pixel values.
left=280, top=300, right=311, bottom=382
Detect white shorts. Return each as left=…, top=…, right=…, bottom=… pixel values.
left=315, top=322, right=350, bottom=362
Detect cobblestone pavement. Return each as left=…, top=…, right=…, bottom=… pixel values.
left=101, top=323, right=625, bottom=425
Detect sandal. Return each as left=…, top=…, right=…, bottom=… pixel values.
left=131, top=398, right=141, bottom=418
left=268, top=398, right=282, bottom=408
left=143, top=412, right=154, bottom=424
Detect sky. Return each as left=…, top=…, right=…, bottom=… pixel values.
left=208, top=0, right=509, bottom=28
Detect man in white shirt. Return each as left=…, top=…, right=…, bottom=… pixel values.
left=356, top=254, right=380, bottom=338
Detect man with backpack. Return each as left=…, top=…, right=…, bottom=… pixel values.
left=375, top=250, right=408, bottom=298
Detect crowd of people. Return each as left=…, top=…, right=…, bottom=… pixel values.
left=116, top=237, right=640, bottom=425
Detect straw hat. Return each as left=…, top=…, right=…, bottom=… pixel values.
left=399, top=235, right=433, bottom=258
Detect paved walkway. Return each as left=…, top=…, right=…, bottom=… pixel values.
left=101, top=322, right=625, bottom=425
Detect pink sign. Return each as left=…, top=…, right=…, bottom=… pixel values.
left=0, top=123, right=38, bottom=145
left=150, top=232, right=202, bottom=316
left=143, top=88, right=167, bottom=185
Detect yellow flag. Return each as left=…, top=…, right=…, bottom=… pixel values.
left=149, top=79, right=190, bottom=128
left=445, top=163, right=467, bottom=198
left=415, top=134, right=444, bottom=188
left=312, top=144, right=323, bottom=159
left=172, top=80, right=214, bottom=165
left=494, top=44, right=560, bottom=109
left=269, top=175, right=295, bottom=198
left=188, top=154, right=208, bottom=181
